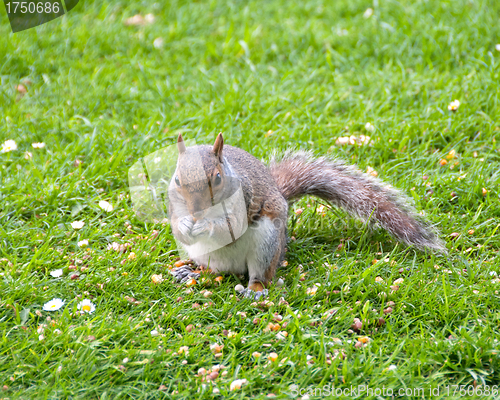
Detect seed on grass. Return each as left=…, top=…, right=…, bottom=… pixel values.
left=439, top=159, right=448, bottom=166
left=207, top=371, right=219, bottom=381
left=252, top=351, right=262, bottom=358
left=210, top=343, right=224, bottom=353
left=276, top=332, right=288, bottom=340
left=468, top=229, right=475, bottom=235
left=151, top=274, right=163, bottom=284
left=366, top=166, right=378, bottom=177
left=174, top=260, right=185, bottom=268
left=185, top=324, right=194, bottom=332
left=265, top=323, right=281, bottom=332
left=230, top=379, right=248, bottom=391
left=186, top=278, right=197, bottom=287
left=358, top=336, right=370, bottom=344
left=306, top=286, right=318, bottom=295
left=253, top=318, right=261, bottom=325
left=268, top=352, right=278, bottom=362
left=214, top=276, right=223, bottom=284
left=273, top=314, right=283, bottom=322
left=384, top=307, right=393, bottom=314
left=178, top=346, right=189, bottom=355
left=482, top=188, right=488, bottom=196
left=351, top=318, right=362, bottom=331
left=393, top=278, right=404, bottom=285
left=16, top=83, right=27, bottom=94
left=279, top=297, right=289, bottom=306
left=192, top=303, right=200, bottom=309
left=446, top=149, right=456, bottom=160
left=375, top=276, right=384, bottom=283
left=203, top=290, right=213, bottom=298
left=450, top=232, right=460, bottom=239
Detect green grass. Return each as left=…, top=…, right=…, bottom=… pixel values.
left=1, top=0, right=500, bottom=398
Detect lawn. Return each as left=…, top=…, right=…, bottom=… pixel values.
left=1, top=0, right=500, bottom=398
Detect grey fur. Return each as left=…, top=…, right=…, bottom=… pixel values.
left=268, top=150, right=446, bottom=253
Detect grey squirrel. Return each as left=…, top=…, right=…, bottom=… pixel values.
left=169, top=133, right=446, bottom=299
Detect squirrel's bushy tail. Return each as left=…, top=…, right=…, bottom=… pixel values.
left=269, top=151, right=446, bottom=253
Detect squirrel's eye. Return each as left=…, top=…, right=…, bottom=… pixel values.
left=175, top=175, right=181, bottom=186
left=214, top=172, right=222, bottom=185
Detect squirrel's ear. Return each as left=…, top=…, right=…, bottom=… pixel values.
left=213, top=133, right=224, bottom=163
left=177, top=133, right=186, bottom=154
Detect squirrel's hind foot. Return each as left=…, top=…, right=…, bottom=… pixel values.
left=170, top=265, right=200, bottom=283
left=240, top=288, right=269, bottom=301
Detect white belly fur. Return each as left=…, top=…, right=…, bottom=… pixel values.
left=188, top=217, right=276, bottom=275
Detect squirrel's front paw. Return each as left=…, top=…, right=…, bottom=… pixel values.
left=239, top=288, right=269, bottom=301
left=170, top=265, right=200, bottom=283
left=178, top=216, right=195, bottom=237
left=191, top=219, right=212, bottom=238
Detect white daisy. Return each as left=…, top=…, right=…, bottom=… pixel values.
left=43, top=298, right=65, bottom=311
left=77, top=299, right=96, bottom=314
left=99, top=200, right=113, bottom=212
left=50, top=269, right=63, bottom=278
left=363, top=8, right=373, bottom=18
left=71, top=221, right=85, bottom=230
left=496, top=44, right=500, bottom=52
left=153, top=37, right=164, bottom=49
left=31, top=142, right=46, bottom=149
left=448, top=99, right=460, bottom=111
left=230, top=379, right=248, bottom=391
left=364, top=122, right=375, bottom=133
left=1, top=139, right=17, bottom=153
left=78, top=239, right=89, bottom=248
left=150, top=329, right=159, bottom=337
